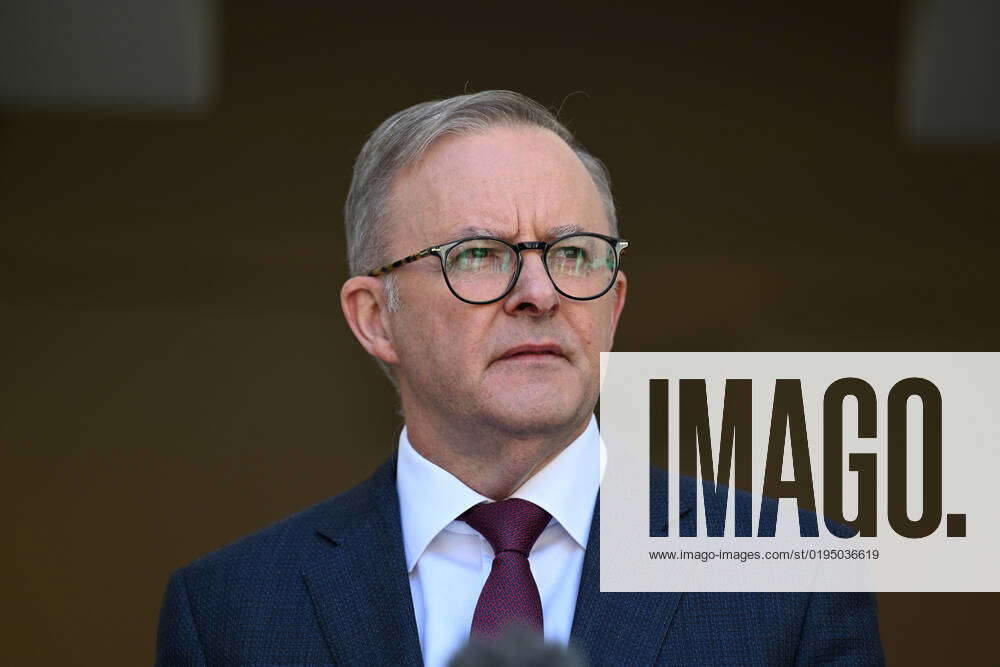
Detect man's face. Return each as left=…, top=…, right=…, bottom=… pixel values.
left=381, top=125, right=626, bottom=438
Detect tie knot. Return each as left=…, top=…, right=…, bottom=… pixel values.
left=460, top=498, right=551, bottom=556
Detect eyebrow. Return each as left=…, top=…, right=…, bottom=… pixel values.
left=448, top=223, right=588, bottom=242
left=451, top=226, right=499, bottom=238
left=546, top=223, right=587, bottom=239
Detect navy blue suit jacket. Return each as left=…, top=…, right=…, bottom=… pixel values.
left=157, top=456, right=884, bottom=665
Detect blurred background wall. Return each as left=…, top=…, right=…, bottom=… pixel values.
left=2, top=0, right=997, bottom=663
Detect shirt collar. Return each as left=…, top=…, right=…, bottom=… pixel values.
left=396, top=415, right=605, bottom=572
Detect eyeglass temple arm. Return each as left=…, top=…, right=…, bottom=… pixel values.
left=367, top=248, right=435, bottom=277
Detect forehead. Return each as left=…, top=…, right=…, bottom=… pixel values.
left=387, top=125, right=608, bottom=246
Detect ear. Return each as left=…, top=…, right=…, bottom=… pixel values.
left=608, top=270, right=627, bottom=344
left=340, top=276, right=400, bottom=365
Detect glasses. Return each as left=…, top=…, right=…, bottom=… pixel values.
left=367, top=232, right=629, bottom=304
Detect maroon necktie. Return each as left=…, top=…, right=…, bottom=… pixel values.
left=460, top=498, right=552, bottom=638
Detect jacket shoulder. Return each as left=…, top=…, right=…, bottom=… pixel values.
left=175, top=457, right=391, bottom=586
left=156, top=459, right=397, bottom=664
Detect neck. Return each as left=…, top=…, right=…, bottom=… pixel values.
left=402, top=411, right=592, bottom=500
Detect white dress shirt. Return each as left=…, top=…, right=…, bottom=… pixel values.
left=396, top=416, right=605, bottom=667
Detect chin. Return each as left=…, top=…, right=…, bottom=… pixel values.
left=481, top=383, right=593, bottom=437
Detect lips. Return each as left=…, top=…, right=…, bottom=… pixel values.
left=496, top=343, right=565, bottom=361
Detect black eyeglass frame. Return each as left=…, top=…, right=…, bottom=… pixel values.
left=367, top=232, right=629, bottom=305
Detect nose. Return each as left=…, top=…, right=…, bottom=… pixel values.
left=503, top=251, right=560, bottom=316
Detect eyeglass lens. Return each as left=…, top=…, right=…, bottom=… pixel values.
left=443, top=235, right=617, bottom=302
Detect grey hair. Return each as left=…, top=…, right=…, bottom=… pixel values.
left=343, top=90, right=618, bottom=279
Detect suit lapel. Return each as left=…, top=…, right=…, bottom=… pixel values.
left=303, top=457, right=424, bottom=666
left=569, top=471, right=694, bottom=665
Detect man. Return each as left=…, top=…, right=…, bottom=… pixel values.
left=156, top=91, right=884, bottom=665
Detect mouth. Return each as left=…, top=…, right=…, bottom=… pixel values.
left=495, top=343, right=566, bottom=363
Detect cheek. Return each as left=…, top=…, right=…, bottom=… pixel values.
left=395, top=304, right=492, bottom=372
left=569, top=310, right=616, bottom=356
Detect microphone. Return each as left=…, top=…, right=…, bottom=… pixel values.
left=448, top=628, right=587, bottom=667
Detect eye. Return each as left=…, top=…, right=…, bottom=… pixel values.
left=447, top=240, right=513, bottom=273
left=458, top=247, right=494, bottom=260
left=551, top=245, right=588, bottom=260
left=453, top=246, right=498, bottom=268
